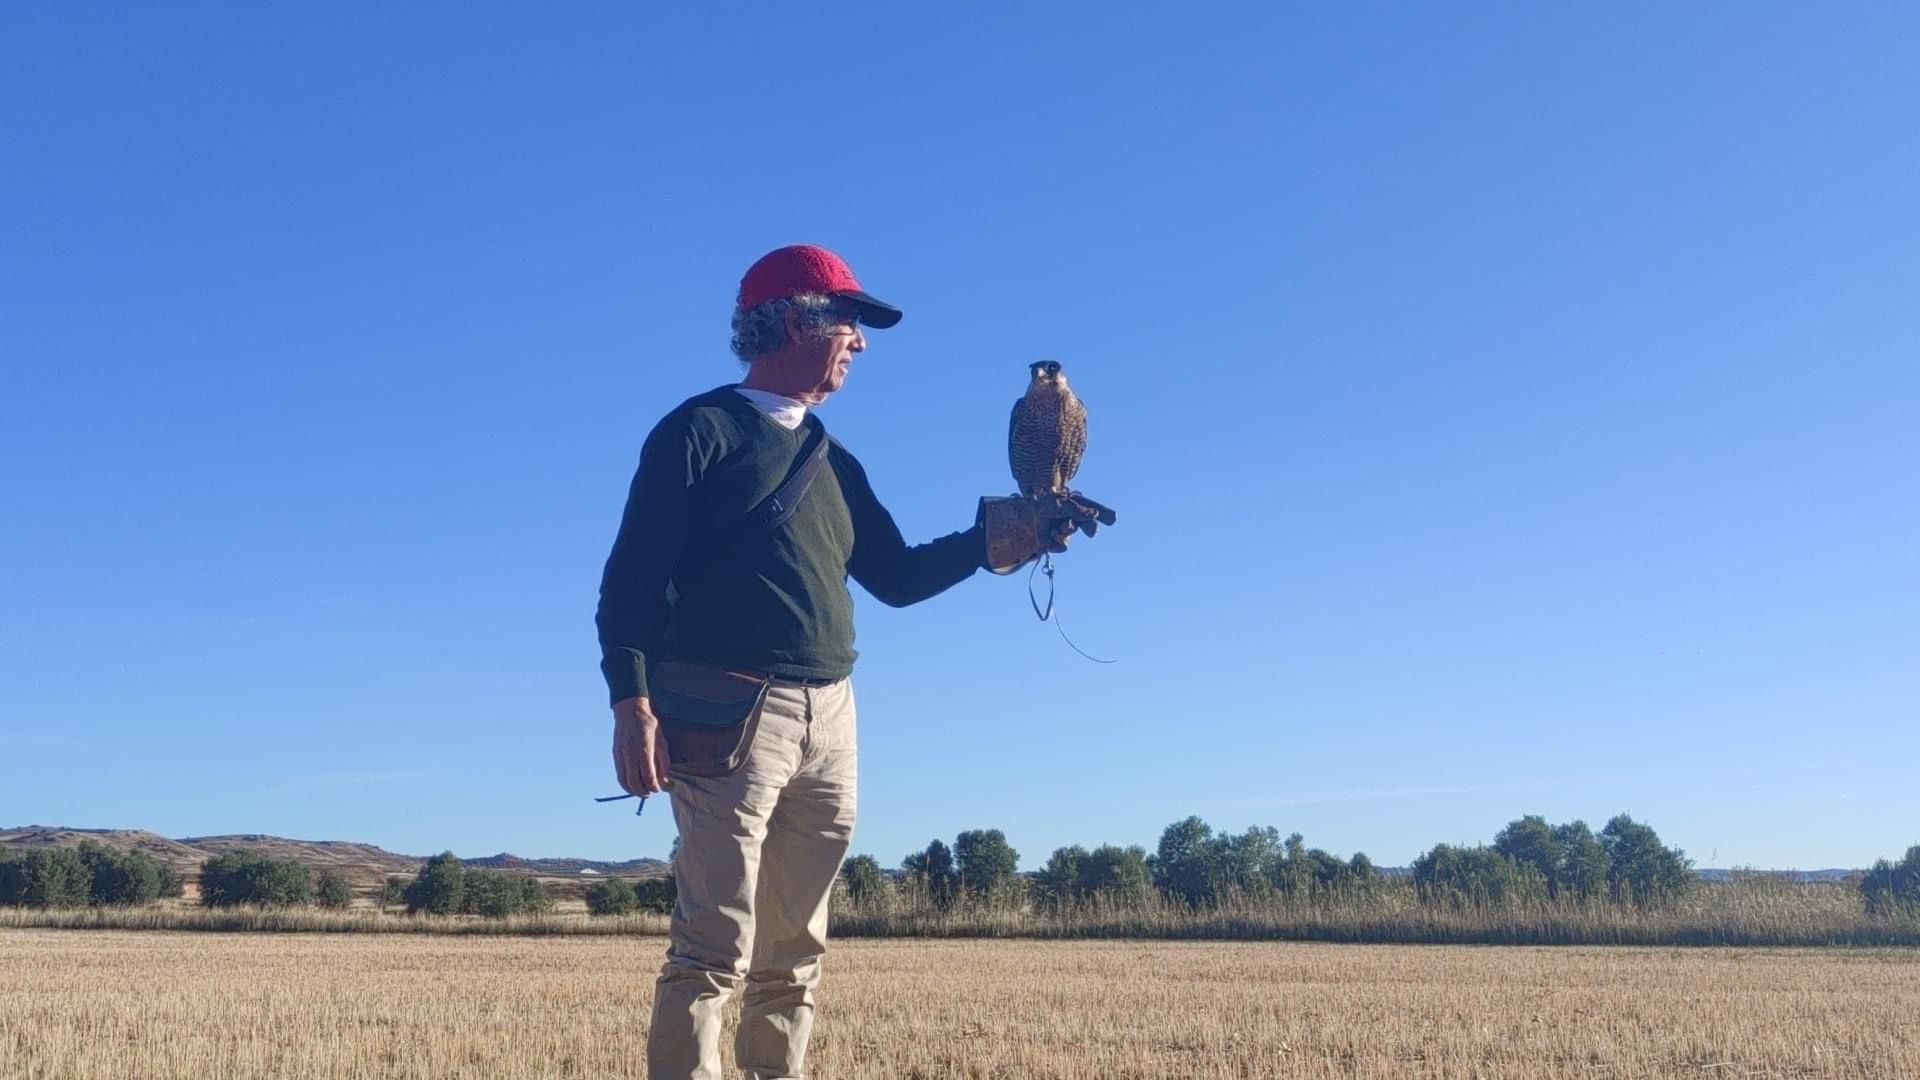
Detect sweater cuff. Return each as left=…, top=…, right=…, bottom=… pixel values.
left=600, top=647, right=649, bottom=705
left=963, top=522, right=991, bottom=571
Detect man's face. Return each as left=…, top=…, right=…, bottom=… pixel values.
left=783, top=304, right=866, bottom=403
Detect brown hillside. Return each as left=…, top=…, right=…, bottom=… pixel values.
left=0, top=826, right=669, bottom=897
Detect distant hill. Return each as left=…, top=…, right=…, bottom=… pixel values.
left=1694, top=868, right=1857, bottom=883
left=1371, top=866, right=1857, bottom=883
left=3, top=827, right=1866, bottom=893
left=0, top=826, right=669, bottom=897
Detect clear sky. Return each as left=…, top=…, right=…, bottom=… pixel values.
left=3, top=5, right=1915, bottom=872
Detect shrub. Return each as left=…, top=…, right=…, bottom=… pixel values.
left=634, top=875, right=676, bottom=915
left=584, top=877, right=638, bottom=916
left=199, top=851, right=313, bottom=907
left=314, top=870, right=353, bottom=910
left=459, top=869, right=517, bottom=917
left=423, top=866, right=550, bottom=918
left=379, top=876, right=409, bottom=912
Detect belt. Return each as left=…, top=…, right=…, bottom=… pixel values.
left=733, top=668, right=840, bottom=689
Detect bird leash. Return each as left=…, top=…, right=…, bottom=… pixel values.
left=596, top=792, right=646, bottom=815
left=1027, top=553, right=1116, bottom=664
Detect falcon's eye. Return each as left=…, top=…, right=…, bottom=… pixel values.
left=1045, top=363, right=1061, bottom=375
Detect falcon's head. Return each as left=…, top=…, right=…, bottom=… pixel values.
left=1027, top=360, right=1068, bottom=389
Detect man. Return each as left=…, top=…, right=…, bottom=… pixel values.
left=595, top=244, right=1101, bottom=1079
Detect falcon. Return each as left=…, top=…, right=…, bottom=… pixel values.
left=1008, top=360, right=1087, bottom=498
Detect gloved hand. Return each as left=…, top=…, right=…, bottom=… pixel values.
left=978, top=492, right=1118, bottom=574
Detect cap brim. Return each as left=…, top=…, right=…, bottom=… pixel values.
left=834, top=290, right=903, bottom=329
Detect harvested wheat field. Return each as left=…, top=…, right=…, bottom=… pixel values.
left=1, top=930, right=1915, bottom=1078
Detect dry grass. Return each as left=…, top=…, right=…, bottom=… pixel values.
left=1, top=929, right=1915, bottom=1078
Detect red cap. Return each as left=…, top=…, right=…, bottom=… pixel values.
left=737, top=244, right=903, bottom=329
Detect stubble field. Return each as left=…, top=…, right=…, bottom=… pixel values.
left=1, top=929, right=1915, bottom=1078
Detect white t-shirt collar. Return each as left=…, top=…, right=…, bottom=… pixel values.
left=733, top=386, right=810, bottom=431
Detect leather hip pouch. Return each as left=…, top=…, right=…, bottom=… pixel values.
left=648, top=660, right=772, bottom=778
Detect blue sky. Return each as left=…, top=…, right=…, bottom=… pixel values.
left=3, top=4, right=1914, bottom=872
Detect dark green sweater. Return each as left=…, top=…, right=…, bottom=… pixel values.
left=596, top=386, right=986, bottom=704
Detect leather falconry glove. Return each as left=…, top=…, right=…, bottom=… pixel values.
left=979, top=492, right=1118, bottom=575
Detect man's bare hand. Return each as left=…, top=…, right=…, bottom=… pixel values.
left=612, top=696, right=671, bottom=796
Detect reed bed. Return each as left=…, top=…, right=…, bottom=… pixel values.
left=834, top=878, right=1920, bottom=947
left=6, top=877, right=1914, bottom=947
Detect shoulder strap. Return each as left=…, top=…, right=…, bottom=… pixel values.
left=742, top=422, right=830, bottom=536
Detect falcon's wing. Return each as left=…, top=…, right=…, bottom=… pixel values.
left=1008, top=396, right=1028, bottom=493
left=1057, top=394, right=1088, bottom=490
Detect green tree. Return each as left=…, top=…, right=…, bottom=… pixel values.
left=515, top=875, right=552, bottom=914
left=1149, top=816, right=1218, bottom=907
left=633, top=875, right=676, bottom=914
left=1346, top=852, right=1377, bottom=884
left=585, top=877, right=639, bottom=916
left=314, top=870, right=353, bottom=910
left=1599, top=815, right=1694, bottom=904
left=76, top=843, right=172, bottom=906
left=0, top=849, right=91, bottom=908
left=840, top=855, right=888, bottom=906
left=1860, top=845, right=1920, bottom=916
left=199, top=851, right=312, bottom=907
left=1411, top=844, right=1541, bottom=905
left=1037, top=846, right=1088, bottom=910
left=457, top=869, right=544, bottom=917
left=378, top=875, right=410, bottom=912
left=1552, top=820, right=1609, bottom=901
left=902, top=840, right=959, bottom=911
left=1273, top=834, right=1356, bottom=893
left=1494, top=816, right=1563, bottom=897
left=460, top=870, right=512, bottom=916
left=1078, top=844, right=1151, bottom=903
left=1213, top=826, right=1280, bottom=897
left=1276, top=832, right=1315, bottom=895
left=404, top=852, right=466, bottom=915
left=954, top=829, right=1020, bottom=901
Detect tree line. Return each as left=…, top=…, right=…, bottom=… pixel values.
left=840, top=815, right=1920, bottom=915
left=6, top=828, right=1917, bottom=922
left=0, top=842, right=184, bottom=907
left=0, top=844, right=680, bottom=919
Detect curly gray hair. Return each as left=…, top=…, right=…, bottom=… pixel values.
left=730, top=292, right=855, bottom=363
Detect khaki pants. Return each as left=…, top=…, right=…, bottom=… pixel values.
left=648, top=679, right=857, bottom=1080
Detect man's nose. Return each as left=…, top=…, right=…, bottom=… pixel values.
left=849, top=327, right=866, bottom=351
